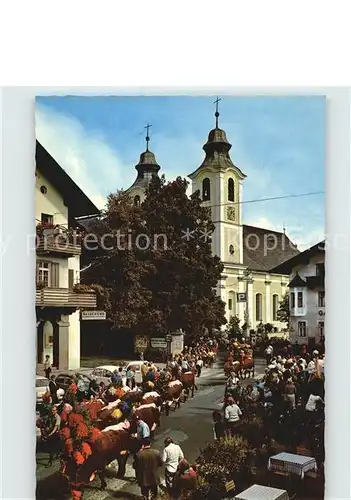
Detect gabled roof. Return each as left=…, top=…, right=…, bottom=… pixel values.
left=270, top=240, right=325, bottom=275
left=288, top=273, right=307, bottom=288
left=36, top=141, right=100, bottom=220
left=243, top=225, right=300, bottom=273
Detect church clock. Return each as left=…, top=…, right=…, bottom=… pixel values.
left=227, top=206, right=236, bottom=221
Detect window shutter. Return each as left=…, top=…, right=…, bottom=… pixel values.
left=50, top=262, right=60, bottom=287
left=68, top=269, right=74, bottom=288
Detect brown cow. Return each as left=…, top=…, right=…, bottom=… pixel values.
left=141, top=391, right=163, bottom=409
left=181, top=371, right=197, bottom=398
left=65, top=421, right=136, bottom=497
left=133, top=402, right=161, bottom=437
left=162, top=380, right=183, bottom=416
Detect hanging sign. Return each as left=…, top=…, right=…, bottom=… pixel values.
left=81, top=310, right=106, bottom=320
left=237, top=292, right=247, bottom=302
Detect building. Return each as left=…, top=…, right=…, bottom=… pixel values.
left=271, top=241, right=325, bottom=346
left=35, top=142, right=100, bottom=370
left=125, top=107, right=300, bottom=333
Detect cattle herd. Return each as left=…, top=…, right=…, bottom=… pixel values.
left=36, top=362, right=204, bottom=499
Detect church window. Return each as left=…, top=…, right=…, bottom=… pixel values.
left=202, top=178, right=211, bottom=201
left=228, top=299, right=233, bottom=310
left=134, top=195, right=141, bottom=206
left=228, top=178, right=235, bottom=202
left=255, top=293, right=263, bottom=321
left=272, top=294, right=279, bottom=321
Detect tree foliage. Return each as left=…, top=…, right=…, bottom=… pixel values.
left=226, top=315, right=242, bottom=340
left=276, top=293, right=290, bottom=325
left=82, top=176, right=226, bottom=338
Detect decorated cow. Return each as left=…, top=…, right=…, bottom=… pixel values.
left=180, top=371, right=197, bottom=398
left=162, top=380, right=183, bottom=415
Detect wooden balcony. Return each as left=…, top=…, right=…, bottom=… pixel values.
left=36, top=287, right=96, bottom=308
left=36, top=231, right=82, bottom=257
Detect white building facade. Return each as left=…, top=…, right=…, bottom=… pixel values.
left=36, top=142, right=99, bottom=370
left=272, top=241, right=325, bottom=346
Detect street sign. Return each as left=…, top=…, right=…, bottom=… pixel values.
left=151, top=338, right=167, bottom=348
left=81, top=310, right=106, bottom=320
left=237, top=292, right=247, bottom=302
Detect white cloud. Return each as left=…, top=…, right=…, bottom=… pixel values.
left=35, top=104, right=134, bottom=210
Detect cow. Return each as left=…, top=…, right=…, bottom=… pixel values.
left=132, top=402, right=161, bottom=438
left=162, top=380, right=183, bottom=416
left=64, top=421, right=135, bottom=497
left=181, top=371, right=197, bottom=399
left=141, top=391, right=163, bottom=410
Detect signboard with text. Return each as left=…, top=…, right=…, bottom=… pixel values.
left=81, top=310, right=106, bottom=320
left=151, top=338, right=167, bottom=349
left=237, top=292, right=247, bottom=302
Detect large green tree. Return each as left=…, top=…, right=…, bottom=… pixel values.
left=82, top=176, right=226, bottom=338
left=276, top=292, right=290, bottom=326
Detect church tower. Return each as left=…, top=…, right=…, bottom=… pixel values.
left=125, top=123, right=161, bottom=205
left=188, top=98, right=246, bottom=265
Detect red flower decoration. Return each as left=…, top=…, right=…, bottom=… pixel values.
left=65, top=439, right=74, bottom=454
left=90, top=427, right=101, bottom=442
left=72, top=489, right=83, bottom=500
left=76, top=422, right=89, bottom=438
left=69, top=413, right=84, bottom=426
left=81, top=442, right=92, bottom=458
left=73, top=451, right=85, bottom=465
left=70, top=383, right=78, bottom=394
left=60, top=427, right=71, bottom=440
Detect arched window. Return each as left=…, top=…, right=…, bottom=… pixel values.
left=202, top=178, right=211, bottom=201
left=272, top=294, right=279, bottom=321
left=228, top=291, right=236, bottom=315
left=134, top=195, right=140, bottom=206
left=228, top=178, right=235, bottom=202
left=255, top=293, right=262, bottom=321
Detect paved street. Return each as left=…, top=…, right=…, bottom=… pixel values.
left=36, top=356, right=266, bottom=500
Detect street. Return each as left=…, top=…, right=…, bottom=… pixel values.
left=36, top=356, right=266, bottom=499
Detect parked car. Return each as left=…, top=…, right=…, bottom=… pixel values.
left=90, top=365, right=126, bottom=387
left=36, top=375, right=50, bottom=403
left=55, top=373, right=93, bottom=393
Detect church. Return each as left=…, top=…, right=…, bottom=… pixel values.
left=125, top=104, right=299, bottom=334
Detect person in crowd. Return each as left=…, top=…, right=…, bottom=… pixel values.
left=212, top=410, right=225, bottom=440
left=98, top=381, right=106, bottom=399
left=44, top=355, right=52, bottom=379
left=111, top=367, right=124, bottom=387
left=136, top=414, right=151, bottom=448
left=284, top=377, right=296, bottom=410
left=173, top=459, right=198, bottom=496
left=135, top=437, right=163, bottom=500
left=141, top=361, right=149, bottom=382
left=224, top=397, right=242, bottom=436
left=162, top=437, right=184, bottom=494
left=226, top=371, right=239, bottom=398
left=195, top=356, right=203, bottom=377
left=181, top=357, right=190, bottom=373
left=41, top=405, right=61, bottom=467
left=126, top=366, right=136, bottom=389
left=49, top=375, right=58, bottom=404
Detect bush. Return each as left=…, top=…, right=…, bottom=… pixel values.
left=196, top=435, right=254, bottom=487
left=144, top=346, right=167, bottom=363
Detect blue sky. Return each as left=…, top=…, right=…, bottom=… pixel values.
left=35, top=95, right=325, bottom=249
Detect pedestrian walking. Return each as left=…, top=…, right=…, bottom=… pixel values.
left=212, top=411, right=225, bottom=440
left=195, top=357, right=203, bottom=377
left=224, top=397, right=242, bottom=436
left=44, top=355, right=52, bottom=379
left=41, top=405, right=61, bottom=467
left=126, top=367, right=136, bottom=389
left=135, top=437, right=163, bottom=499
left=162, top=437, right=184, bottom=494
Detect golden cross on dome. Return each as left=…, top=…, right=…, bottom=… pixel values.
left=144, top=122, right=152, bottom=151
left=214, top=96, right=221, bottom=128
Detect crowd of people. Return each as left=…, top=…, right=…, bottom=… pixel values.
left=216, top=340, right=325, bottom=467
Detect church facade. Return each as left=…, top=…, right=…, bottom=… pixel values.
left=126, top=109, right=300, bottom=334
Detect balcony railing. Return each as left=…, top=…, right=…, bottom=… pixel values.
left=36, top=287, right=96, bottom=308
left=36, top=227, right=82, bottom=257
